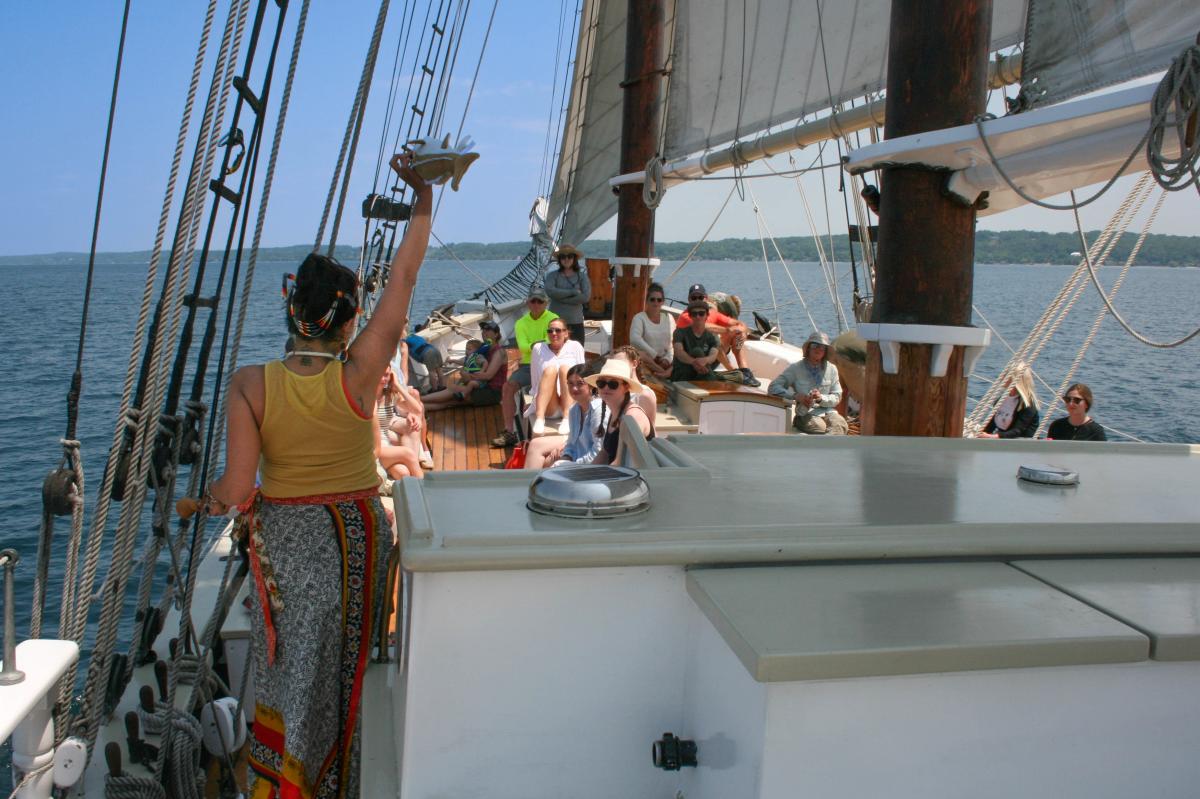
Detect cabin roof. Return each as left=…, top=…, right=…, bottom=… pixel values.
left=398, top=435, right=1200, bottom=572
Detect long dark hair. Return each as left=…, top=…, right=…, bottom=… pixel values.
left=285, top=253, right=358, bottom=341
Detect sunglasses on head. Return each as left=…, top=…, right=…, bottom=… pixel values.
left=595, top=378, right=624, bottom=390
left=1063, top=395, right=1086, bottom=405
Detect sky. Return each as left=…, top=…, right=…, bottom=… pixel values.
left=0, top=1, right=1193, bottom=257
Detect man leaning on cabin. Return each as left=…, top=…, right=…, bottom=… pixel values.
left=768, top=331, right=848, bottom=435
left=492, top=287, right=560, bottom=448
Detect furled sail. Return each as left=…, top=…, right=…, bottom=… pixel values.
left=549, top=0, right=1027, bottom=245
left=1020, top=0, right=1200, bottom=109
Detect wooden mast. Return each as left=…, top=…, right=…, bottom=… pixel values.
left=610, top=0, right=666, bottom=348
left=860, top=0, right=993, bottom=437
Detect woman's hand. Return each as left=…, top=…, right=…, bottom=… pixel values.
left=390, top=152, right=432, bottom=196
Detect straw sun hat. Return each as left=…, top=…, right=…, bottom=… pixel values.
left=584, top=357, right=643, bottom=395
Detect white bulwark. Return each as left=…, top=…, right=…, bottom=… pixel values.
left=372, top=434, right=1200, bottom=797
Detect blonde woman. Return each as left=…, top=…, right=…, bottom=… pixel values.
left=980, top=362, right=1040, bottom=439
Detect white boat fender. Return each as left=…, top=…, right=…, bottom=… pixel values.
left=200, top=697, right=248, bottom=757
left=52, top=736, right=87, bottom=788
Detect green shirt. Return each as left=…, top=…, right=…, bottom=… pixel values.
left=514, top=310, right=560, bottom=364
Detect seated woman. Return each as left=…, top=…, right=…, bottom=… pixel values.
left=610, top=345, right=658, bottom=438
left=1046, top=383, right=1107, bottom=441
left=979, top=362, right=1039, bottom=439
left=588, top=358, right=654, bottom=466
left=523, top=363, right=605, bottom=469
left=375, top=366, right=423, bottom=479
left=529, top=319, right=586, bottom=435
left=629, top=282, right=673, bottom=379
left=421, top=321, right=506, bottom=412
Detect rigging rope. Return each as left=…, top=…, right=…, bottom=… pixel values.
left=973, top=43, right=1200, bottom=212
left=659, top=182, right=738, bottom=287
left=964, top=173, right=1154, bottom=432
left=748, top=185, right=820, bottom=335
left=70, top=0, right=223, bottom=749
left=1070, top=189, right=1200, bottom=348
left=1037, top=189, right=1167, bottom=436
left=315, top=0, right=392, bottom=253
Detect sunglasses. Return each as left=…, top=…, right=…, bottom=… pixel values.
left=1063, top=396, right=1086, bottom=405
left=647, top=296, right=664, bottom=302
left=688, top=295, right=705, bottom=301
left=692, top=311, right=708, bottom=317
left=548, top=328, right=567, bottom=334
left=595, top=378, right=625, bottom=390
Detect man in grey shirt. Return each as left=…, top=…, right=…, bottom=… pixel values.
left=544, top=243, right=591, bottom=344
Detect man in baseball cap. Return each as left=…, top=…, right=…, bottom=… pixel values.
left=675, top=284, right=758, bottom=386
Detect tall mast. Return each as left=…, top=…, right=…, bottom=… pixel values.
left=610, top=0, right=666, bottom=348
left=859, top=0, right=994, bottom=437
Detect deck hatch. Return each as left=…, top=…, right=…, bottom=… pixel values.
left=526, top=465, right=651, bottom=519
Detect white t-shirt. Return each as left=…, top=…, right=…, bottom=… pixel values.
left=629, top=312, right=673, bottom=360
left=527, top=340, right=587, bottom=412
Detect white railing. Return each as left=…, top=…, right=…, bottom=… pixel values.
left=1, top=639, right=80, bottom=798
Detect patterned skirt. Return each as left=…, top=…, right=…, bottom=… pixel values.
left=246, top=490, right=391, bottom=799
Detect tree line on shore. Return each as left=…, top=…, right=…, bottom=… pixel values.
left=4, top=230, right=1196, bottom=267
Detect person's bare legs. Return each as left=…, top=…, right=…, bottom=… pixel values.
left=533, top=366, right=561, bottom=423
left=555, top=364, right=575, bottom=421
left=380, top=443, right=421, bottom=478
left=523, top=434, right=567, bottom=469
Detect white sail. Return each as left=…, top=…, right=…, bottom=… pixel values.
left=549, top=0, right=1027, bottom=245
left=1021, top=0, right=1200, bottom=108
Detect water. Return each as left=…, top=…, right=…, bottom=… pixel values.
left=0, top=257, right=1197, bottom=783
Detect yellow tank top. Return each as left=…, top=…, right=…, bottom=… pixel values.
left=258, top=360, right=380, bottom=498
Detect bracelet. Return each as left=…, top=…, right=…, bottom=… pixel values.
left=202, top=491, right=228, bottom=514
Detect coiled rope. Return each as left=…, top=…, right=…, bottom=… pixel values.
left=1147, top=43, right=1200, bottom=192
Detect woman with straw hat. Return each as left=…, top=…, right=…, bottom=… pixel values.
left=544, top=243, right=591, bottom=344
left=586, top=357, right=654, bottom=465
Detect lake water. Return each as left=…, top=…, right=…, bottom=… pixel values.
left=1, top=256, right=1197, bottom=784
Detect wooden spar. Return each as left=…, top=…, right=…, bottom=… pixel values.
left=611, top=0, right=666, bottom=349
left=860, top=0, right=993, bottom=438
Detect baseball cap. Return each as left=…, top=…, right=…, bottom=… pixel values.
left=687, top=283, right=706, bottom=298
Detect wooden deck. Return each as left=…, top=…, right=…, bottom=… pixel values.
left=425, top=403, right=511, bottom=471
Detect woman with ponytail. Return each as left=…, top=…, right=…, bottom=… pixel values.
left=202, top=154, right=432, bottom=798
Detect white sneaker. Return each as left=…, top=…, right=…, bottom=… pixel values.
left=531, top=417, right=546, bottom=436
left=556, top=418, right=572, bottom=435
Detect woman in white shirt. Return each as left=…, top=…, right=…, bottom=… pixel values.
left=529, top=319, right=587, bottom=435
left=628, top=282, right=673, bottom=379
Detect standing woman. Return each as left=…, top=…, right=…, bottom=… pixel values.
left=203, top=155, right=431, bottom=798
left=979, top=362, right=1040, bottom=439
left=544, top=243, right=591, bottom=344
left=1047, top=383, right=1107, bottom=441
left=587, top=358, right=654, bottom=465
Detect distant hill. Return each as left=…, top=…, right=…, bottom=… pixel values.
left=2, top=231, right=1196, bottom=266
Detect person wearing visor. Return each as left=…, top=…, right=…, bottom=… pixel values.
left=421, top=320, right=506, bottom=412
left=674, top=283, right=758, bottom=386
left=492, top=288, right=559, bottom=447
left=768, top=331, right=848, bottom=435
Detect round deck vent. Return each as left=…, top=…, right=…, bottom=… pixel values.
left=1017, top=463, right=1079, bottom=486
left=527, top=464, right=651, bottom=519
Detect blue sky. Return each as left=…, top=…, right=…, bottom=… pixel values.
left=0, top=2, right=1192, bottom=256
